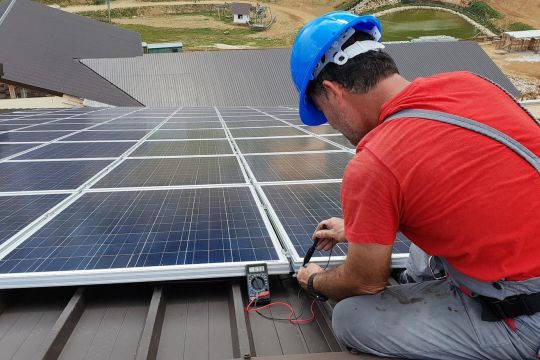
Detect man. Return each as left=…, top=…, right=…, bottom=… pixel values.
left=291, top=11, right=540, bottom=360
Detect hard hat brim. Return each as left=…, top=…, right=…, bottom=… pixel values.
left=299, top=90, right=327, bottom=126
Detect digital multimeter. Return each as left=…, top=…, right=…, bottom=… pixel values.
left=246, top=263, right=270, bottom=304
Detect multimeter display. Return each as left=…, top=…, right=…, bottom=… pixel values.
left=246, top=263, right=270, bottom=304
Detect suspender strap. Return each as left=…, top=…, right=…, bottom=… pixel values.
left=385, top=109, right=540, bottom=174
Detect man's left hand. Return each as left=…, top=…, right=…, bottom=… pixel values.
left=297, top=262, right=324, bottom=290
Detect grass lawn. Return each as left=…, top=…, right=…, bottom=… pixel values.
left=117, top=24, right=290, bottom=50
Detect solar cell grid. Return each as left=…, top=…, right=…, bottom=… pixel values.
left=230, top=127, right=307, bottom=138
left=301, top=125, right=341, bottom=135
left=236, top=137, right=340, bottom=154
left=0, top=160, right=111, bottom=192
left=15, top=142, right=135, bottom=160
left=63, top=130, right=149, bottom=141
left=245, top=152, right=353, bottom=182
left=93, top=157, right=245, bottom=188
left=0, top=120, right=59, bottom=125
left=0, top=194, right=68, bottom=246
left=0, top=187, right=279, bottom=274
left=0, top=125, right=26, bottom=131
left=262, top=183, right=411, bottom=262
left=149, top=129, right=227, bottom=140
left=0, top=144, right=40, bottom=159
left=262, top=183, right=347, bottom=258
left=26, top=124, right=94, bottom=131
left=323, top=135, right=355, bottom=149
left=0, top=131, right=73, bottom=142
left=93, top=123, right=160, bottom=130
left=226, top=120, right=287, bottom=128
left=160, top=122, right=223, bottom=130
left=131, top=139, right=232, bottom=157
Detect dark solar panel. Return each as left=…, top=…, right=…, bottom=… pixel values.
left=262, top=183, right=411, bottom=260
left=0, top=188, right=279, bottom=273
left=131, top=140, right=232, bottom=157
left=0, top=160, right=111, bottom=192
left=0, top=125, right=26, bottom=131
left=27, top=124, right=92, bottom=131
left=149, top=129, right=227, bottom=140
left=245, top=152, right=353, bottom=182
left=92, top=123, right=160, bottom=130
left=236, top=137, right=340, bottom=154
left=0, top=194, right=68, bottom=246
left=300, top=125, right=341, bottom=135
left=63, top=130, right=149, bottom=141
left=15, top=142, right=135, bottom=160
left=167, top=117, right=221, bottom=123
left=0, top=144, right=38, bottom=159
left=226, top=120, right=286, bottom=128
left=230, top=127, right=306, bottom=138
left=323, top=135, right=355, bottom=149
left=0, top=131, right=73, bottom=142
left=160, top=122, right=223, bottom=130
left=93, top=157, right=245, bottom=188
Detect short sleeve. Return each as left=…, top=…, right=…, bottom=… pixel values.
left=341, top=147, right=401, bottom=245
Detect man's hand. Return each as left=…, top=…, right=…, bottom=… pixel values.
left=312, top=217, right=346, bottom=251
left=297, top=263, right=324, bottom=290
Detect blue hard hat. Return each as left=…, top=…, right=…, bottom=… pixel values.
left=290, top=11, right=382, bottom=126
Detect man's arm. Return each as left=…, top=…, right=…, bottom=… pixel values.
left=298, top=242, right=392, bottom=300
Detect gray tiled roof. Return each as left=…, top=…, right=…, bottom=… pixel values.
left=0, top=0, right=142, bottom=106
left=81, top=41, right=519, bottom=107
left=231, top=2, right=251, bottom=15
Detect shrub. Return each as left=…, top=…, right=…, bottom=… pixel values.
left=507, top=22, right=534, bottom=31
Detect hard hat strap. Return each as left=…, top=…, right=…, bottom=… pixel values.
left=312, top=28, right=385, bottom=79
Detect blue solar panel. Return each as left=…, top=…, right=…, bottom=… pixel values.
left=0, top=125, right=26, bottom=131
left=149, top=129, right=227, bottom=140
left=63, top=131, right=149, bottom=141
left=0, top=187, right=279, bottom=273
left=27, top=124, right=93, bottom=131
left=236, top=137, right=340, bottom=154
left=245, top=152, right=353, bottom=182
left=93, top=157, right=245, bottom=188
left=0, top=194, right=68, bottom=245
left=0, top=144, right=38, bottom=159
left=93, top=123, right=160, bottom=130
left=0, top=160, right=111, bottom=192
left=0, top=131, right=73, bottom=142
left=301, top=125, right=341, bottom=135
left=15, top=142, right=135, bottom=160
left=131, top=140, right=232, bottom=157
left=262, top=183, right=411, bottom=260
left=323, top=135, right=355, bottom=149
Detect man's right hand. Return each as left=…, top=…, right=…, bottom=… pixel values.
left=312, top=217, right=346, bottom=251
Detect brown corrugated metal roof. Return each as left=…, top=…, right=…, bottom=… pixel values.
left=80, top=41, right=520, bottom=107
left=0, top=278, right=395, bottom=360
left=0, top=0, right=142, bottom=106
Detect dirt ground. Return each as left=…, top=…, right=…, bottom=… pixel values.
left=483, top=0, right=540, bottom=29
left=114, top=14, right=236, bottom=29
left=480, top=42, right=540, bottom=99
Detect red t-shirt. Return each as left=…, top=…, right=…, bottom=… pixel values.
left=342, top=71, right=540, bottom=282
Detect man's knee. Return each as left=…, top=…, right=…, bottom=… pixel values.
left=332, top=296, right=376, bottom=348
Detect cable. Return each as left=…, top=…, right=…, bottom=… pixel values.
left=247, top=245, right=334, bottom=324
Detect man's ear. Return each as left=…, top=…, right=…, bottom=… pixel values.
left=321, top=80, right=344, bottom=103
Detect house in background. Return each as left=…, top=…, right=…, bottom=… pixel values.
left=231, top=2, right=251, bottom=24
left=142, top=42, right=183, bottom=54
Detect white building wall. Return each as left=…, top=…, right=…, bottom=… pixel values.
left=233, top=14, right=250, bottom=24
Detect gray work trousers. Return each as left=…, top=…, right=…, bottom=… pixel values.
left=332, top=245, right=540, bottom=359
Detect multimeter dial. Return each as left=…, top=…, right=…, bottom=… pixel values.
left=246, top=263, right=270, bottom=304
left=251, top=276, right=266, bottom=290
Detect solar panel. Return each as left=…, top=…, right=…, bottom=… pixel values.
left=0, top=187, right=288, bottom=286
left=131, top=140, right=232, bottom=157
left=235, top=137, right=341, bottom=154
left=301, top=125, right=341, bottom=135
left=0, top=125, right=26, bottom=131
left=0, top=131, right=73, bottom=142
left=93, top=123, right=160, bottom=130
left=27, top=123, right=93, bottom=131
left=0, top=144, right=38, bottom=159
left=15, top=142, right=135, bottom=160
left=0, top=160, right=111, bottom=192
left=0, top=194, right=68, bottom=245
left=161, top=122, right=223, bottom=130
left=63, top=130, right=149, bottom=141
left=226, top=120, right=286, bottom=128
left=93, top=157, right=246, bottom=188
left=229, top=127, right=307, bottom=138
left=323, top=135, right=355, bottom=149
left=149, top=129, right=227, bottom=140
left=168, top=117, right=221, bottom=123
left=244, top=152, right=353, bottom=182
left=260, top=183, right=410, bottom=268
